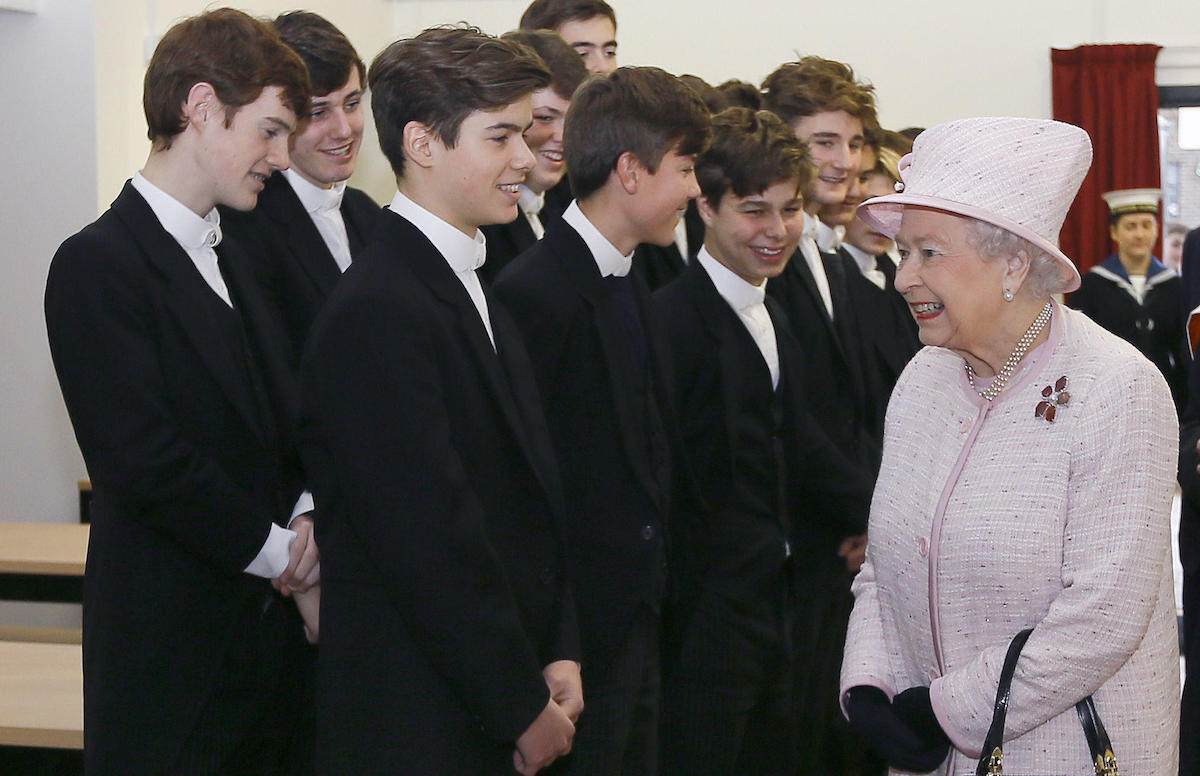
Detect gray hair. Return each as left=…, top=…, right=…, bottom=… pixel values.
left=965, top=220, right=1071, bottom=298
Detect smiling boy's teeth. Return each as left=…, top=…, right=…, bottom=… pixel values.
left=754, top=247, right=782, bottom=256
left=498, top=184, right=520, bottom=193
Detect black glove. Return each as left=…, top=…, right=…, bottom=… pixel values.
left=893, top=686, right=951, bottom=763
left=846, top=685, right=950, bottom=773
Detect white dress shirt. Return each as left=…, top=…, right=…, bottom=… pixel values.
left=800, top=212, right=835, bottom=320
left=815, top=219, right=845, bottom=253
left=562, top=201, right=634, bottom=277
left=131, top=172, right=309, bottom=579
left=843, top=242, right=888, bottom=290
left=697, top=248, right=780, bottom=389
left=284, top=168, right=353, bottom=273
left=131, top=172, right=229, bottom=307
left=389, top=190, right=495, bottom=348
left=518, top=185, right=546, bottom=241
left=674, top=217, right=690, bottom=264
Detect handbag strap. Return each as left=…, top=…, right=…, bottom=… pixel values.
left=1077, top=695, right=1121, bottom=775
left=975, top=628, right=1033, bottom=776
left=974, top=628, right=1121, bottom=776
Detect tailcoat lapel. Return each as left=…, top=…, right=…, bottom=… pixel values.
left=112, top=184, right=268, bottom=445
left=260, top=175, right=341, bottom=299
left=384, top=212, right=554, bottom=498
left=684, top=262, right=772, bottom=482
left=552, top=226, right=665, bottom=509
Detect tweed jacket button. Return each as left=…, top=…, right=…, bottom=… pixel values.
left=641, top=525, right=656, bottom=541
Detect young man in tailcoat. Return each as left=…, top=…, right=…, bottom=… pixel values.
left=653, top=106, right=873, bottom=775
left=492, top=66, right=711, bottom=774
left=45, top=10, right=319, bottom=774
left=220, top=11, right=380, bottom=362
left=296, top=26, right=581, bottom=776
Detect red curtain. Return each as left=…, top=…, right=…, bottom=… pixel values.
left=1051, top=44, right=1161, bottom=278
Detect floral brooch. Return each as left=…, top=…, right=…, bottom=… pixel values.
left=1036, top=376, right=1069, bottom=422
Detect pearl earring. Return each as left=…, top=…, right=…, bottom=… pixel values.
left=1003, top=288, right=1014, bottom=302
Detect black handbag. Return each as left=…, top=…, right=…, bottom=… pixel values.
left=975, top=628, right=1120, bottom=776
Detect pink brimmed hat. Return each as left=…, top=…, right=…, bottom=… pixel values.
left=856, top=117, right=1093, bottom=293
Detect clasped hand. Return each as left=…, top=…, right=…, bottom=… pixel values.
left=272, top=514, right=320, bottom=595
left=513, top=660, right=583, bottom=775
left=846, top=685, right=950, bottom=773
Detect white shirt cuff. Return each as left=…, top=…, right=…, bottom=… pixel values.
left=244, top=522, right=296, bottom=579
left=289, top=490, right=314, bottom=525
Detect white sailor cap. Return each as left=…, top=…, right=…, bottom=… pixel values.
left=1101, top=188, right=1161, bottom=216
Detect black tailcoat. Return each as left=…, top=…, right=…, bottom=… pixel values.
left=652, top=258, right=872, bottom=770
left=480, top=214, right=539, bottom=285
left=766, top=245, right=880, bottom=475
left=653, top=258, right=872, bottom=634
left=841, top=250, right=921, bottom=443
left=492, top=219, right=672, bottom=672
left=45, top=182, right=310, bottom=774
left=220, top=172, right=380, bottom=362
left=298, top=210, right=578, bottom=775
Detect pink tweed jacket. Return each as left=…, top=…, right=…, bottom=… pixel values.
left=841, top=302, right=1180, bottom=775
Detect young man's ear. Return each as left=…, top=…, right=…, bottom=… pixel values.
left=615, top=150, right=644, bottom=195
left=183, top=82, right=219, bottom=129
left=697, top=194, right=718, bottom=227
left=403, top=121, right=436, bottom=170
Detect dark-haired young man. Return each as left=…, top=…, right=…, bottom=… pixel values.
left=296, top=26, right=580, bottom=776
left=761, top=55, right=886, bottom=776
left=493, top=66, right=711, bottom=775
left=629, top=74, right=715, bottom=295
left=520, top=0, right=619, bottom=74
left=653, top=107, right=872, bottom=776
left=222, top=11, right=380, bottom=361
left=479, top=29, right=588, bottom=283
left=45, top=9, right=317, bottom=775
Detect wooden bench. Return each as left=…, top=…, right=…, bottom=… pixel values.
left=0, top=522, right=89, bottom=577
left=0, top=522, right=88, bottom=645
left=0, top=641, right=82, bottom=749
left=0, top=522, right=88, bottom=605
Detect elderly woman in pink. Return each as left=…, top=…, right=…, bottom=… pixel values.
left=839, top=117, right=1180, bottom=775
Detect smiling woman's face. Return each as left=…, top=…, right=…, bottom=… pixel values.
left=893, top=207, right=1008, bottom=355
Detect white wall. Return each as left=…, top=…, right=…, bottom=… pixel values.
left=92, top=0, right=1200, bottom=208
left=0, top=0, right=95, bottom=527
left=20, top=0, right=1200, bottom=531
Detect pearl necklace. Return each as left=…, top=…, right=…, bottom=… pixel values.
left=964, top=301, right=1053, bottom=401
